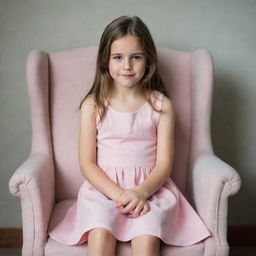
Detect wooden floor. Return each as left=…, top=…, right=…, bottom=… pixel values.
left=0, top=246, right=256, bottom=256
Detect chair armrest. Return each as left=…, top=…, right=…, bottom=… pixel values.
left=9, top=153, right=55, bottom=256
left=187, top=152, right=241, bottom=249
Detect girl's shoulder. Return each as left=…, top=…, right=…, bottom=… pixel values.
left=80, top=94, right=98, bottom=119
left=150, top=90, right=173, bottom=113
left=81, top=94, right=97, bottom=108
left=150, top=90, right=164, bottom=105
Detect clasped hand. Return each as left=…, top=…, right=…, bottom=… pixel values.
left=115, top=188, right=150, bottom=218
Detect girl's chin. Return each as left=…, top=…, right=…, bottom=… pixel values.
left=116, top=85, right=135, bottom=88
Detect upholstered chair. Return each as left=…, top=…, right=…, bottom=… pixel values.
left=9, top=46, right=241, bottom=256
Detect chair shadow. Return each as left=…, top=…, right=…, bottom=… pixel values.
left=211, top=73, right=255, bottom=228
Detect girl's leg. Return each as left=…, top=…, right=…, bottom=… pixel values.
left=87, top=227, right=117, bottom=256
left=131, top=234, right=160, bottom=256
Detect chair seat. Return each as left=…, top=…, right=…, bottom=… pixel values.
left=46, top=199, right=205, bottom=256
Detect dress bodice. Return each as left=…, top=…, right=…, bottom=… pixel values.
left=95, top=90, right=164, bottom=166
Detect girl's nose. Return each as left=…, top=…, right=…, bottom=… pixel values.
left=123, top=58, right=132, bottom=69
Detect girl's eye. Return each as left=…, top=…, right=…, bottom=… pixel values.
left=133, top=55, right=141, bottom=60
left=113, top=56, right=122, bottom=60
left=112, top=55, right=142, bottom=60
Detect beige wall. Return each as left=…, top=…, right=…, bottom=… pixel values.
left=1, top=0, right=255, bottom=227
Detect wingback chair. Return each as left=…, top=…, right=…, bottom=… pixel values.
left=9, top=46, right=241, bottom=256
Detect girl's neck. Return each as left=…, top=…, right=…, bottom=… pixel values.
left=108, top=87, right=150, bottom=101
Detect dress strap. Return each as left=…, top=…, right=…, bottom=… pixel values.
left=96, top=112, right=100, bottom=128
left=96, top=99, right=109, bottom=129
left=151, top=90, right=164, bottom=127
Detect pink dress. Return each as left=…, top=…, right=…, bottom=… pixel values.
left=48, top=90, right=212, bottom=246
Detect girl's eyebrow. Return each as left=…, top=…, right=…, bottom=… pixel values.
left=110, top=52, right=144, bottom=56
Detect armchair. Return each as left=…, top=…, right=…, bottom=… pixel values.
left=9, top=46, right=241, bottom=256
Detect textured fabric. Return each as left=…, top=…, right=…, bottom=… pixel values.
left=48, top=90, right=211, bottom=246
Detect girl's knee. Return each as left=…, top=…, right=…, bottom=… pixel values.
left=87, top=228, right=117, bottom=256
left=88, top=227, right=116, bottom=241
left=131, top=235, right=160, bottom=254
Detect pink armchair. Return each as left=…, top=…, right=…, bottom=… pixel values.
left=9, top=46, right=241, bottom=256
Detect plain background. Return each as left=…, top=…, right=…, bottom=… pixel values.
left=0, top=0, right=255, bottom=228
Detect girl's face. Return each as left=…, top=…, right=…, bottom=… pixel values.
left=108, top=34, right=147, bottom=90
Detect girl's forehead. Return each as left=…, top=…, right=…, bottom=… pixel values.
left=110, top=35, right=144, bottom=53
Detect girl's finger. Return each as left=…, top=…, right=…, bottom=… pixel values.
left=128, top=210, right=134, bottom=217
left=116, top=198, right=129, bottom=208
left=128, top=202, right=144, bottom=218
left=139, top=206, right=146, bottom=216
left=139, top=203, right=150, bottom=216
left=116, top=202, right=123, bottom=207
left=119, top=201, right=136, bottom=214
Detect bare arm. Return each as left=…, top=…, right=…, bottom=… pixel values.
left=79, top=96, right=124, bottom=202
left=135, top=96, right=175, bottom=198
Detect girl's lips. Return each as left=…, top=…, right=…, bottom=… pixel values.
left=121, top=74, right=135, bottom=77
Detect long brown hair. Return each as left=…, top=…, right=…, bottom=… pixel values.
left=78, top=15, right=169, bottom=124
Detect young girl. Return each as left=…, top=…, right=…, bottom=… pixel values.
left=48, top=15, right=211, bottom=255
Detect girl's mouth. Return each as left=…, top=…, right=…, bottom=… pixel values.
left=122, top=74, right=135, bottom=78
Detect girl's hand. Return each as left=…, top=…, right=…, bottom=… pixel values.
left=126, top=202, right=150, bottom=218
left=115, top=188, right=150, bottom=218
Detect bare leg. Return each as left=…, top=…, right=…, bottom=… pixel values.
left=87, top=227, right=117, bottom=256
left=131, top=234, right=160, bottom=256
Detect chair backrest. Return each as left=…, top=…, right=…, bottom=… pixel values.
left=27, top=46, right=213, bottom=202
